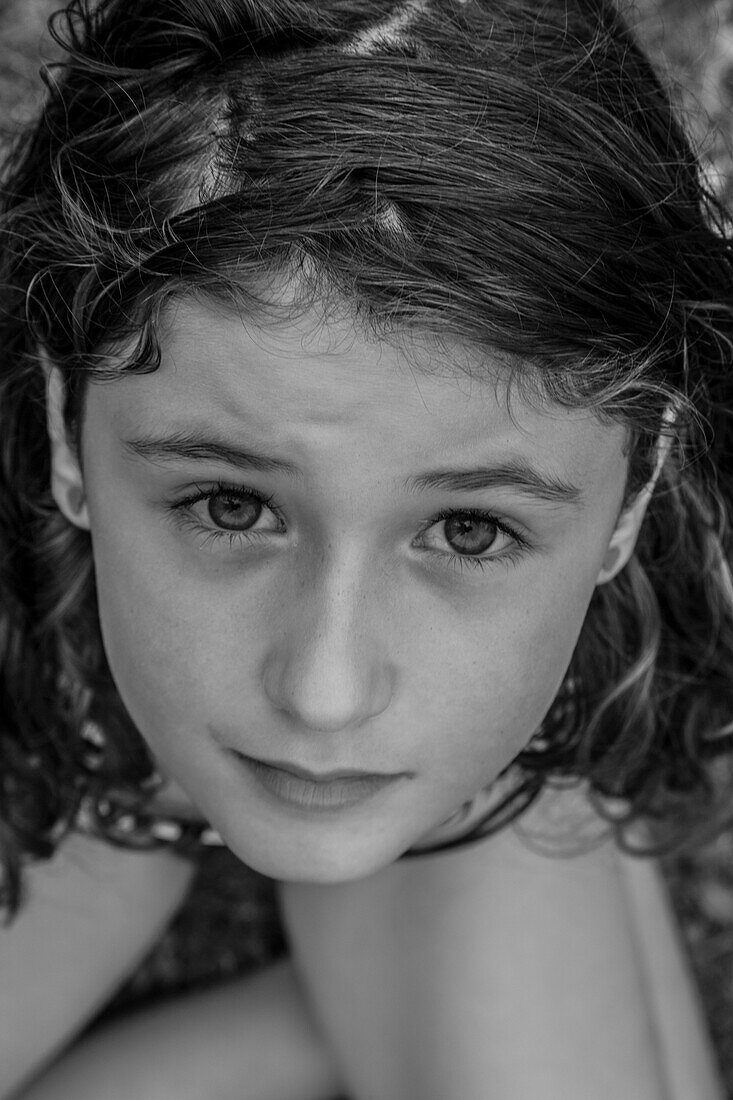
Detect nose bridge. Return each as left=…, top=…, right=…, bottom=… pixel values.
left=262, top=544, right=395, bottom=732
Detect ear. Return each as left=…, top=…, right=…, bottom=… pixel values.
left=595, top=492, right=651, bottom=584
left=596, top=432, right=672, bottom=585
left=45, top=361, right=90, bottom=530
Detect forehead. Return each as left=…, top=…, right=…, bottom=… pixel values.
left=94, top=294, right=629, bottom=495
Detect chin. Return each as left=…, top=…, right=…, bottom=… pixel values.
left=223, top=829, right=408, bottom=885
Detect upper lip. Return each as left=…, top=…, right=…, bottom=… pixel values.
left=234, top=751, right=405, bottom=783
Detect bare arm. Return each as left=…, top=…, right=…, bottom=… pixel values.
left=280, top=819, right=724, bottom=1100
left=1, top=833, right=195, bottom=1099
left=14, top=958, right=342, bottom=1100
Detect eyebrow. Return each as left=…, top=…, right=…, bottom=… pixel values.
left=123, top=430, right=582, bottom=506
left=123, top=431, right=300, bottom=477
left=405, top=462, right=582, bottom=505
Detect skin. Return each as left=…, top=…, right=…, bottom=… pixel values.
left=47, top=290, right=651, bottom=886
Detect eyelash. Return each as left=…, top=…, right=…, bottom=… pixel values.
left=169, top=482, right=528, bottom=572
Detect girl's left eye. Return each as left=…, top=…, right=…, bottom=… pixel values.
left=417, top=509, right=525, bottom=570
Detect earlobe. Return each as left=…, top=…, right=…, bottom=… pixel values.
left=45, top=364, right=90, bottom=531
left=599, top=544, right=622, bottom=579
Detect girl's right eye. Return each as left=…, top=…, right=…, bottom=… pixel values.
left=170, top=483, right=285, bottom=549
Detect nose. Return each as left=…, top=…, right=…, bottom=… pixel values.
left=261, top=560, right=395, bottom=733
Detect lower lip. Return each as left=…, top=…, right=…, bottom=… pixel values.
left=233, top=753, right=401, bottom=811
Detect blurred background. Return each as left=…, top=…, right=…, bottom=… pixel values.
left=1, top=0, right=732, bottom=1093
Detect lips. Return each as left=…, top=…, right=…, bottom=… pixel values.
left=231, top=750, right=408, bottom=811
left=244, top=755, right=396, bottom=783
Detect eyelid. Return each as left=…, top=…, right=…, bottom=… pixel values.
left=420, top=507, right=528, bottom=545
left=173, top=481, right=283, bottom=519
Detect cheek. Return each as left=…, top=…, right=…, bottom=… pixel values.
left=88, top=512, right=255, bottom=738
left=409, top=562, right=599, bottom=783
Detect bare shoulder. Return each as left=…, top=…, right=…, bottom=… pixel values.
left=8, top=824, right=196, bottom=922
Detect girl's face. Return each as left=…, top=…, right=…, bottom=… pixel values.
left=52, top=294, right=642, bottom=882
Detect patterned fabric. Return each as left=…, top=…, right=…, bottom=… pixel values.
left=74, top=789, right=226, bottom=852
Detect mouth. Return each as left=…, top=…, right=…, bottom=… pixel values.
left=230, top=751, right=409, bottom=811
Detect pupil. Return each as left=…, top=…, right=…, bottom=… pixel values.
left=207, top=493, right=261, bottom=531
left=444, top=514, right=498, bottom=555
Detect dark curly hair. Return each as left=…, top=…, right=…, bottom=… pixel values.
left=1, top=0, right=733, bottom=915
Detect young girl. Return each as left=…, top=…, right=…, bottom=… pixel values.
left=1, top=0, right=732, bottom=1096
